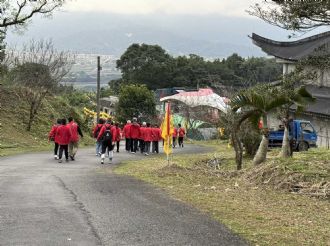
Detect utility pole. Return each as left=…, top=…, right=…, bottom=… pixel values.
left=96, top=56, right=101, bottom=122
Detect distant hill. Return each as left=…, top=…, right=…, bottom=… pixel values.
left=6, top=12, right=291, bottom=58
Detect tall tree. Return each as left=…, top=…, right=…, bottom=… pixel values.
left=277, top=73, right=315, bottom=158
left=248, top=0, right=330, bottom=31
left=0, top=0, right=67, bottom=63
left=9, top=40, right=73, bottom=131
left=231, top=84, right=287, bottom=165
left=116, top=84, right=156, bottom=123
left=116, top=44, right=173, bottom=90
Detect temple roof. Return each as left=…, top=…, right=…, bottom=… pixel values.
left=251, top=32, right=330, bottom=61
left=290, top=85, right=330, bottom=117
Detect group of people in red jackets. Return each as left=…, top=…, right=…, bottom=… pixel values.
left=92, top=117, right=164, bottom=164
left=48, top=117, right=84, bottom=163
left=121, top=117, right=163, bottom=155
left=49, top=116, right=186, bottom=165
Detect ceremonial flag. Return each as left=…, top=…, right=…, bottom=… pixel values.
left=161, top=102, right=174, bottom=157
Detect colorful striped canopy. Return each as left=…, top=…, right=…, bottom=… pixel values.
left=160, top=88, right=229, bottom=113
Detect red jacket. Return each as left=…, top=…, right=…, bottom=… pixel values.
left=123, top=123, right=131, bottom=138
left=93, top=123, right=104, bottom=139
left=48, top=124, right=59, bottom=142
left=178, top=127, right=186, bottom=137
left=139, top=127, right=146, bottom=140
left=97, top=124, right=117, bottom=142
left=151, top=127, right=162, bottom=141
left=68, top=121, right=79, bottom=142
left=56, top=125, right=72, bottom=145
left=172, top=128, right=178, bottom=137
left=143, top=127, right=153, bottom=142
left=130, top=123, right=140, bottom=139
left=115, top=127, right=121, bottom=141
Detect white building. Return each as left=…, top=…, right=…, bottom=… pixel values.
left=251, top=31, right=330, bottom=148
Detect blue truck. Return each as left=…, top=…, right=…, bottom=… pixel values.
left=268, top=120, right=317, bottom=151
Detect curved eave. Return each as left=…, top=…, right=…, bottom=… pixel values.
left=251, top=32, right=330, bottom=61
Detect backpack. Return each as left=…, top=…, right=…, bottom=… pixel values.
left=102, top=126, right=112, bottom=142
left=93, top=125, right=101, bottom=138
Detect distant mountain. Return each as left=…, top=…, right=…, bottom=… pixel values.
left=6, top=12, right=292, bottom=58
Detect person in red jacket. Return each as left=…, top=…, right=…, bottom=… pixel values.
left=172, top=127, right=178, bottom=148
left=122, top=120, right=131, bottom=152
left=48, top=118, right=61, bottom=159
left=55, top=118, right=72, bottom=163
left=143, top=123, right=153, bottom=155
left=68, top=117, right=84, bottom=161
left=139, top=122, right=146, bottom=154
left=130, top=118, right=140, bottom=153
left=97, top=119, right=117, bottom=164
left=93, top=118, right=104, bottom=156
left=115, top=122, right=121, bottom=153
left=178, top=123, right=186, bottom=148
left=151, top=125, right=162, bottom=154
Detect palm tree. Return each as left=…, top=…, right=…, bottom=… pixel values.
left=231, top=84, right=287, bottom=165
left=278, top=75, right=315, bottom=158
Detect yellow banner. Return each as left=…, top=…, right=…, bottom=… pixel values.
left=161, top=103, right=174, bottom=155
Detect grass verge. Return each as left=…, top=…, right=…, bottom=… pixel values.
left=114, top=141, right=330, bottom=245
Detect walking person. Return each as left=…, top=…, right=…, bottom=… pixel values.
left=115, top=122, right=121, bottom=152
left=97, top=119, right=117, bottom=164
left=178, top=123, right=186, bottom=147
left=68, top=117, right=83, bottom=161
left=172, top=127, right=178, bottom=148
left=48, top=118, right=61, bottom=160
left=56, top=118, right=71, bottom=163
left=93, top=118, right=104, bottom=156
left=130, top=118, right=140, bottom=153
left=143, top=123, right=152, bottom=156
left=123, top=120, right=132, bottom=152
left=152, top=124, right=162, bottom=154
left=139, top=122, right=146, bottom=154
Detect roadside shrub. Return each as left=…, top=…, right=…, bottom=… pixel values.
left=239, top=121, right=261, bottom=156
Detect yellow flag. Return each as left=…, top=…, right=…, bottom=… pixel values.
left=161, top=102, right=174, bottom=155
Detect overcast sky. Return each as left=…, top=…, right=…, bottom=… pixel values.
left=10, top=0, right=325, bottom=57
left=65, top=0, right=259, bottom=16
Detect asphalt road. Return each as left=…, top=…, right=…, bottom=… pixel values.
left=0, top=144, right=247, bottom=246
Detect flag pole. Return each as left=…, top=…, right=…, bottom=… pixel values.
left=167, top=135, right=170, bottom=166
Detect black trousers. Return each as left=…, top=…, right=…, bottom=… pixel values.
left=130, top=139, right=139, bottom=152
left=144, top=141, right=150, bottom=153
left=59, top=145, right=68, bottom=160
left=101, top=140, right=114, bottom=154
left=125, top=138, right=131, bottom=151
left=139, top=139, right=145, bottom=153
left=178, top=137, right=184, bottom=147
left=152, top=141, right=159, bottom=153
left=173, top=137, right=177, bottom=147
left=116, top=141, right=120, bottom=152
left=54, top=142, right=59, bottom=155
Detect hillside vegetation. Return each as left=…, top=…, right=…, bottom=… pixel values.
left=0, top=85, right=94, bottom=156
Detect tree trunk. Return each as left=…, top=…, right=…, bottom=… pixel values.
left=231, top=131, right=243, bottom=170
left=253, top=134, right=269, bottom=165
left=26, top=91, right=47, bottom=131
left=253, top=115, right=269, bottom=165
left=27, top=101, right=35, bottom=131
left=279, top=124, right=291, bottom=158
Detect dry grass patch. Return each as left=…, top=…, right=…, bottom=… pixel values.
left=115, top=142, right=330, bottom=245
